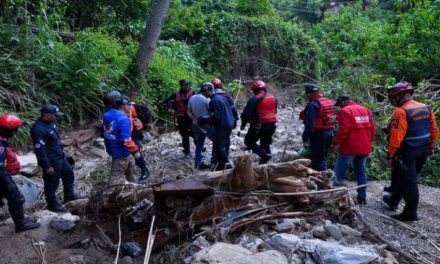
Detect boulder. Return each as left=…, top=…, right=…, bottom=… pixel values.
left=323, top=224, right=343, bottom=240
left=268, top=233, right=301, bottom=255
left=12, top=175, right=43, bottom=208
left=274, top=218, right=301, bottom=232
left=17, top=153, right=39, bottom=176
left=193, top=242, right=288, bottom=264
left=312, top=226, right=328, bottom=239
left=338, top=224, right=362, bottom=237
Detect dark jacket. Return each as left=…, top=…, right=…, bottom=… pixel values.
left=209, top=93, right=235, bottom=129
left=30, top=119, right=64, bottom=170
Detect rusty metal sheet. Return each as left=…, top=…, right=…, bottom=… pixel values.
left=153, top=179, right=214, bottom=207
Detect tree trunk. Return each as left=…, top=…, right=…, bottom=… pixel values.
left=134, top=0, right=171, bottom=95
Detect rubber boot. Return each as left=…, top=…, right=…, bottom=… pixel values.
left=138, top=167, right=150, bottom=182
left=11, top=205, right=40, bottom=233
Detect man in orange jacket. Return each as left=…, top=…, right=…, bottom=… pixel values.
left=383, top=82, right=439, bottom=221
left=332, top=94, right=375, bottom=205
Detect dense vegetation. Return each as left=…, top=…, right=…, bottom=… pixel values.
left=0, top=0, right=439, bottom=183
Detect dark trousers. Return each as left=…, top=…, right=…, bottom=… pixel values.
left=244, top=123, right=276, bottom=160
left=0, top=170, right=26, bottom=221
left=310, top=129, right=333, bottom=171
left=213, top=127, right=232, bottom=166
left=388, top=146, right=429, bottom=218
left=42, top=158, right=75, bottom=206
left=177, top=116, right=193, bottom=154
left=133, top=133, right=148, bottom=175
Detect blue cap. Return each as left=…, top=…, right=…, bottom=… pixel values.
left=41, top=104, right=64, bottom=117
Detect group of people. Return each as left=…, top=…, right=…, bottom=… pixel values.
left=301, top=82, right=438, bottom=221
left=0, top=79, right=437, bottom=236
left=163, top=79, right=278, bottom=170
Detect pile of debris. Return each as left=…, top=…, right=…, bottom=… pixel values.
left=63, top=155, right=406, bottom=264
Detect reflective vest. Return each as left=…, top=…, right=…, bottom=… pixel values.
left=175, top=90, right=193, bottom=117
left=403, top=104, right=431, bottom=148
left=0, top=138, right=20, bottom=174
left=129, top=106, right=143, bottom=131
left=255, top=93, right=277, bottom=123
left=315, top=97, right=336, bottom=129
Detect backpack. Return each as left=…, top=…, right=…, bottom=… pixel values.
left=133, top=104, right=151, bottom=126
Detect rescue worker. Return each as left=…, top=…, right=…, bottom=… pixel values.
left=211, top=78, right=238, bottom=163
left=102, top=96, right=141, bottom=186
left=0, top=114, right=40, bottom=232
left=129, top=105, right=150, bottom=181
left=187, top=89, right=212, bottom=170
left=163, top=79, right=196, bottom=155
left=241, top=80, right=278, bottom=164
left=105, top=91, right=149, bottom=182
left=383, top=81, right=438, bottom=221
left=199, top=83, right=235, bottom=171
left=300, top=84, right=336, bottom=171
left=332, top=94, right=375, bottom=205
left=31, top=105, right=77, bottom=213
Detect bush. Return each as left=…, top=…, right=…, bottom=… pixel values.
left=144, top=39, right=207, bottom=111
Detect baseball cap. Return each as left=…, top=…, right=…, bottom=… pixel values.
left=41, top=104, right=64, bottom=117
left=200, top=82, right=214, bottom=92
left=115, top=95, right=131, bottom=106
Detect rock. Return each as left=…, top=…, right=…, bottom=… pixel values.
left=323, top=224, right=343, bottom=240
left=300, top=239, right=379, bottom=264
left=338, top=224, right=362, bottom=237
left=119, top=256, right=134, bottom=264
left=312, top=226, right=327, bottom=239
left=121, top=241, right=142, bottom=257
left=193, top=242, right=288, bottom=264
left=142, top=131, right=154, bottom=143
left=34, top=210, right=80, bottom=225
left=230, top=145, right=237, bottom=151
left=17, top=153, right=39, bottom=176
left=12, top=175, right=43, bottom=208
left=69, top=255, right=85, bottom=264
left=290, top=254, right=304, bottom=264
left=50, top=218, right=76, bottom=231
left=274, top=218, right=300, bottom=232
left=268, top=233, right=301, bottom=255
left=87, top=147, right=108, bottom=158
left=92, top=138, right=105, bottom=148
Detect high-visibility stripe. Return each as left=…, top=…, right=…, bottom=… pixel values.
left=405, top=133, right=431, bottom=140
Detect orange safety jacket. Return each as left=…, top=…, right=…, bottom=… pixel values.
left=388, top=100, right=439, bottom=158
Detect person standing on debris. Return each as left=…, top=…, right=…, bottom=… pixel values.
left=300, top=84, right=336, bottom=171
left=383, top=82, right=438, bottom=221
left=102, top=96, right=142, bottom=185
left=31, top=105, right=77, bottom=213
left=105, top=91, right=150, bottom=182
left=187, top=89, right=212, bottom=170
left=332, top=94, right=375, bottom=205
left=241, top=80, right=278, bottom=164
left=0, top=114, right=40, bottom=232
left=199, top=83, right=235, bottom=170
left=163, top=79, right=196, bottom=155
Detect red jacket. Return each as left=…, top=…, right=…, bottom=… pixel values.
left=334, top=102, right=375, bottom=155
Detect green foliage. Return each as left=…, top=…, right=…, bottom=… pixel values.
left=145, top=39, right=207, bottom=110
left=196, top=14, right=318, bottom=82
left=236, top=0, right=275, bottom=16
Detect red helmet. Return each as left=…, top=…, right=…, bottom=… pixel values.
left=251, top=80, right=266, bottom=90
left=387, top=81, right=414, bottom=98
left=211, top=78, right=223, bottom=88
left=0, top=114, right=23, bottom=129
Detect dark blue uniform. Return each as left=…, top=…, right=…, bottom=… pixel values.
left=30, top=119, right=75, bottom=207
left=209, top=93, right=235, bottom=168
left=0, top=139, right=26, bottom=221
left=302, top=100, right=334, bottom=171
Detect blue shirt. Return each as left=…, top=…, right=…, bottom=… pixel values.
left=188, top=93, right=210, bottom=119
left=302, top=100, right=320, bottom=142
left=102, top=109, right=132, bottom=159
left=30, top=119, right=64, bottom=169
